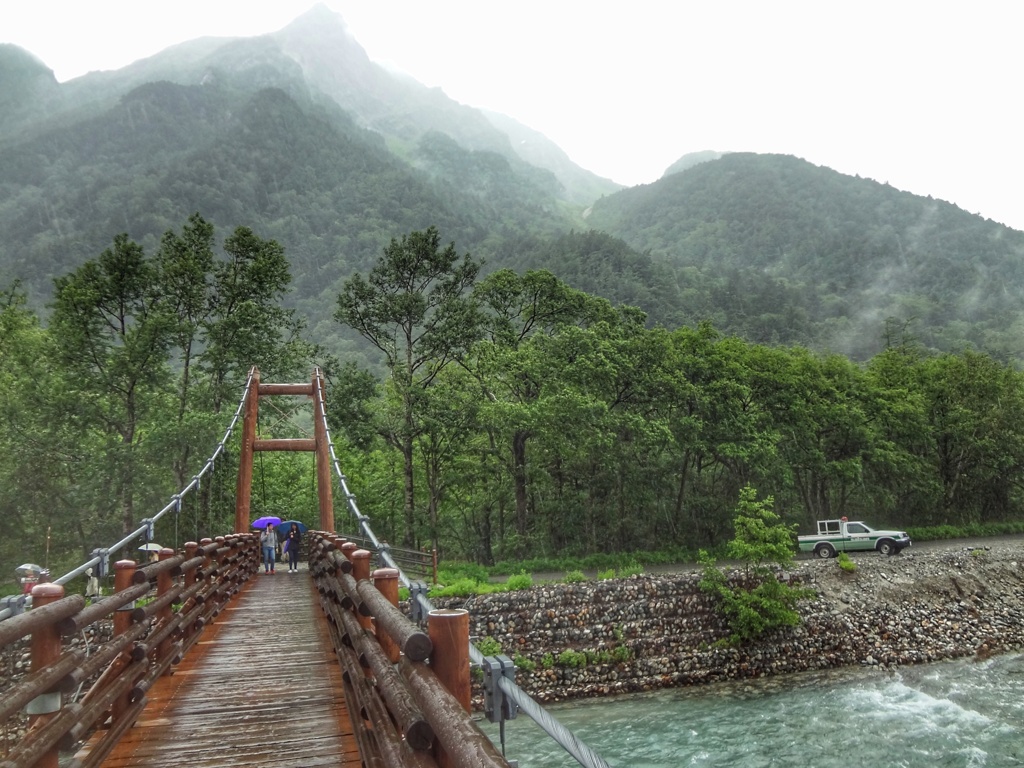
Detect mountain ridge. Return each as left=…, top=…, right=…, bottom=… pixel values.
left=1, top=8, right=1022, bottom=365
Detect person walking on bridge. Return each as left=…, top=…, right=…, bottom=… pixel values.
left=284, top=522, right=302, bottom=572
left=260, top=523, right=277, bottom=574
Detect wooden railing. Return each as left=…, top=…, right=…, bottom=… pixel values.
left=335, top=531, right=439, bottom=584
left=3, top=530, right=512, bottom=768
left=0, top=534, right=258, bottom=768
left=308, top=531, right=511, bottom=768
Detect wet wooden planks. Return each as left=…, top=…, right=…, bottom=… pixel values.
left=88, top=567, right=359, bottom=767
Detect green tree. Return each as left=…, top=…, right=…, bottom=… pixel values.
left=156, top=216, right=319, bottom=536
left=335, top=227, right=482, bottom=546
left=49, top=233, right=174, bottom=534
left=727, top=485, right=797, bottom=570
left=471, top=269, right=615, bottom=553
left=699, top=485, right=811, bottom=645
left=155, top=212, right=217, bottom=488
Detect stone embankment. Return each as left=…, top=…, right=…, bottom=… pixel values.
left=435, top=541, right=1024, bottom=702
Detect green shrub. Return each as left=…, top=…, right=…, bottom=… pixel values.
left=541, top=652, right=554, bottom=669
left=597, top=568, right=616, bottom=580
left=564, top=569, right=587, bottom=583
left=557, top=650, right=587, bottom=668
left=513, top=653, right=536, bottom=671
left=505, top=571, right=533, bottom=591
left=904, top=521, right=1024, bottom=542
left=619, top=560, right=644, bottom=577
left=476, top=636, right=502, bottom=656
left=837, top=552, right=857, bottom=573
left=432, top=578, right=497, bottom=598
left=611, top=645, right=633, bottom=663
left=438, top=562, right=490, bottom=584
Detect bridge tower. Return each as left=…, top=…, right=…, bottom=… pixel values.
left=234, top=367, right=334, bottom=532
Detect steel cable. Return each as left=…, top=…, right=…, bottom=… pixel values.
left=0, top=368, right=257, bottom=621
left=311, top=367, right=612, bottom=768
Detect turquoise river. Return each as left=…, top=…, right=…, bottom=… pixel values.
left=482, top=653, right=1024, bottom=767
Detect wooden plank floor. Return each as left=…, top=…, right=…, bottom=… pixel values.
left=87, top=564, right=360, bottom=767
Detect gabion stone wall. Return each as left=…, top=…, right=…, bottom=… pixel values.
left=434, top=548, right=1024, bottom=702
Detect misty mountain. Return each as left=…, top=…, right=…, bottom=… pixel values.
left=0, top=9, right=598, bottom=305
left=2, top=6, right=1023, bottom=364
left=0, top=44, right=63, bottom=134
left=586, top=152, right=1024, bottom=359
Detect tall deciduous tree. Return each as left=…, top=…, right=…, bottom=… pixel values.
left=335, top=227, right=482, bottom=546
left=157, top=216, right=319, bottom=535
left=50, top=233, right=173, bottom=534
left=156, top=213, right=216, bottom=489
left=471, top=270, right=613, bottom=554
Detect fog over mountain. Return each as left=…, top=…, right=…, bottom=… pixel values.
left=2, top=5, right=1023, bottom=364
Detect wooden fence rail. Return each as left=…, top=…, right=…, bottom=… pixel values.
left=0, top=533, right=258, bottom=768
left=308, top=532, right=510, bottom=768
left=334, top=531, right=439, bottom=584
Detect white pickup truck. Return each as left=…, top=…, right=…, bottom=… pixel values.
left=797, top=518, right=912, bottom=558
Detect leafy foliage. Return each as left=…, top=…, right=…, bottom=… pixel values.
left=699, top=488, right=814, bottom=645
left=726, top=486, right=798, bottom=570
left=586, top=153, right=1024, bottom=360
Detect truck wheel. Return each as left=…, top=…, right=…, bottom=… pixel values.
left=814, top=543, right=836, bottom=559
left=877, top=540, right=896, bottom=556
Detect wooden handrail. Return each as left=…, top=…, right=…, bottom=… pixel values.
left=307, top=531, right=512, bottom=768
left=0, top=533, right=259, bottom=768
left=3, top=529, right=506, bottom=768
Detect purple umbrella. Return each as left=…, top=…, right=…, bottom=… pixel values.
left=251, top=516, right=282, bottom=529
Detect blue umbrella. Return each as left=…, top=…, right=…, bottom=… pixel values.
left=251, top=516, right=282, bottom=529
left=277, top=520, right=308, bottom=539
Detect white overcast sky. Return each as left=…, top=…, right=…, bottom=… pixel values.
left=2, top=1, right=1022, bottom=230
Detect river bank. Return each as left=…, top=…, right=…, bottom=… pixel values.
left=436, top=540, right=1024, bottom=703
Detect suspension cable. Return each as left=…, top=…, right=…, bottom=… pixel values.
left=311, top=368, right=612, bottom=768
left=0, top=368, right=258, bottom=621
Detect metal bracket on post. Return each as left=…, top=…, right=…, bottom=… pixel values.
left=482, top=654, right=518, bottom=723
left=95, top=548, right=110, bottom=580
left=408, top=580, right=429, bottom=623
left=141, top=518, right=155, bottom=542
left=0, top=594, right=27, bottom=617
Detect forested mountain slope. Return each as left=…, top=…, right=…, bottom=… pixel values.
left=1, top=8, right=1023, bottom=365
left=586, top=153, right=1024, bottom=360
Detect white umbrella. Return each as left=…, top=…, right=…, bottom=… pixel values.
left=138, top=543, right=163, bottom=552
left=16, top=563, right=42, bottom=575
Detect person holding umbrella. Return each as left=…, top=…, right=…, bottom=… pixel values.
left=260, top=522, right=277, bottom=574
left=283, top=522, right=302, bottom=573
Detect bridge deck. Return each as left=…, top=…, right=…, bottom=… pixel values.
left=84, top=566, right=359, bottom=767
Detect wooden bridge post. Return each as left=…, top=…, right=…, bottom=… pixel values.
left=428, top=608, right=471, bottom=768
left=428, top=609, right=471, bottom=711
left=351, top=550, right=372, bottom=630
left=111, top=559, right=138, bottom=722
left=372, top=568, right=401, bottom=663
left=234, top=367, right=259, bottom=533
left=184, top=541, right=198, bottom=589
left=313, top=370, right=335, bottom=533
left=27, top=583, right=64, bottom=768
left=156, top=547, right=176, bottom=672
left=340, top=541, right=358, bottom=563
